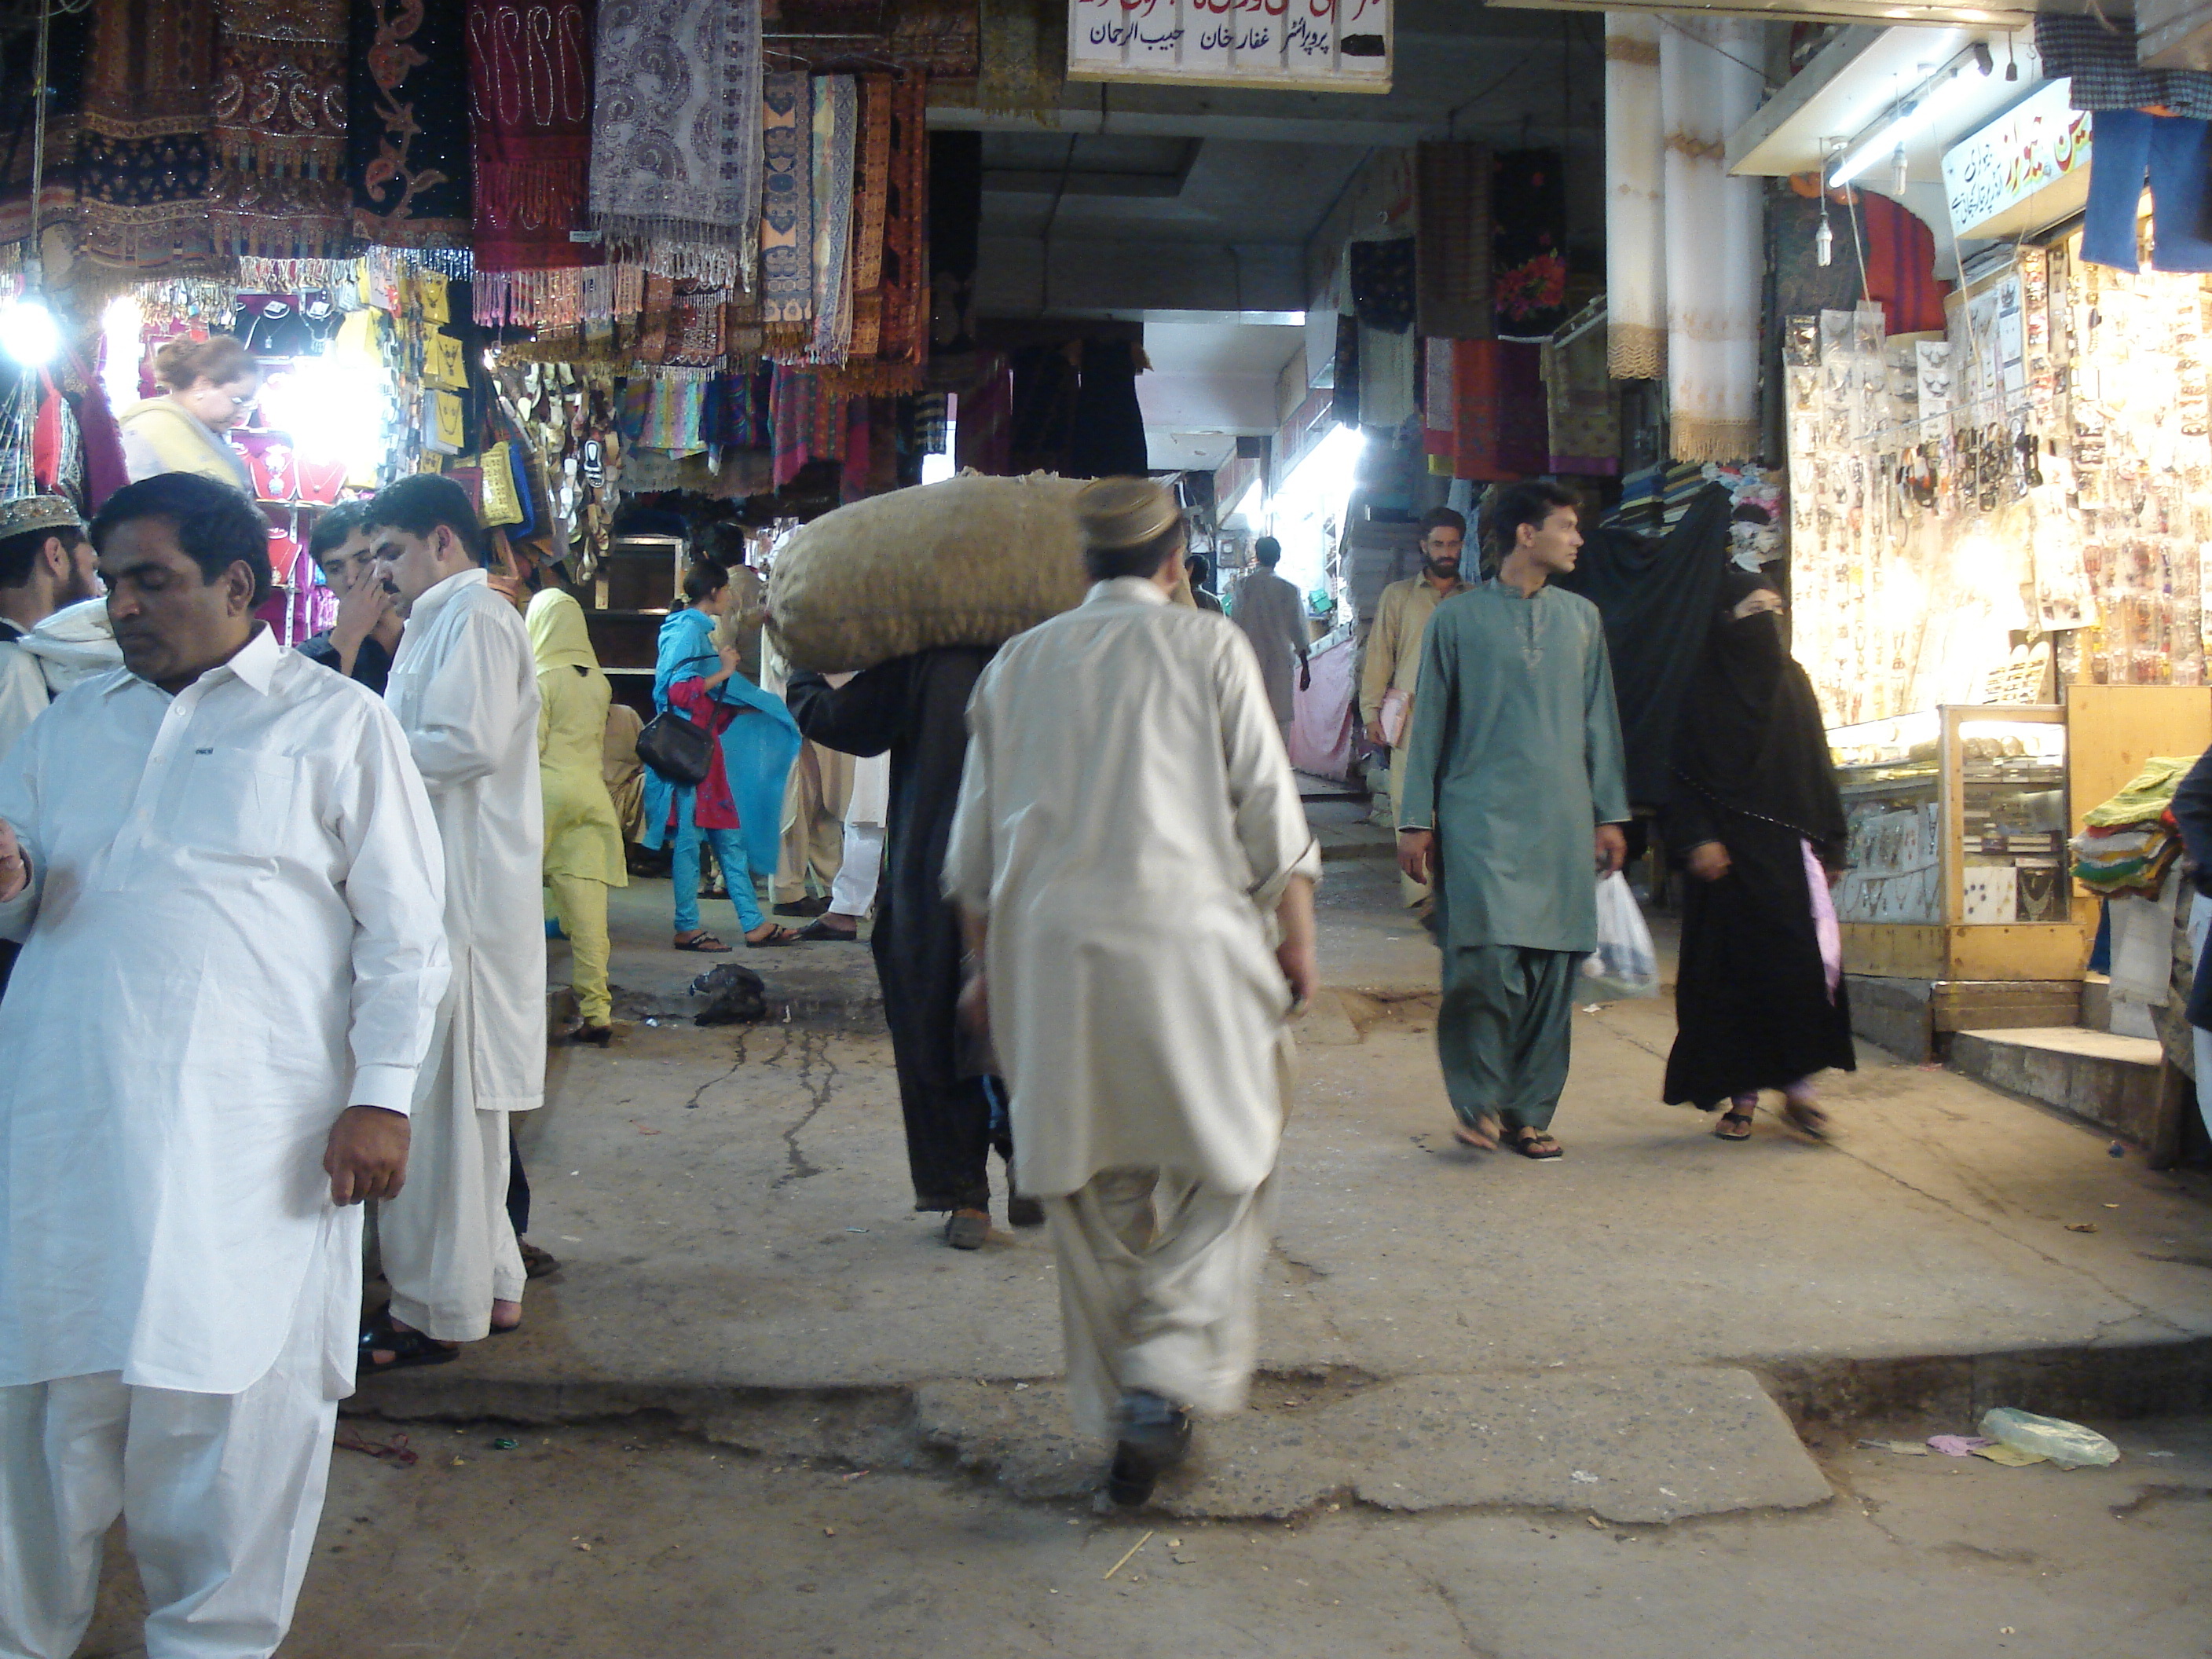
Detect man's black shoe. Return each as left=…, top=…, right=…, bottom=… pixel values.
left=1105, top=1389, right=1191, bottom=1507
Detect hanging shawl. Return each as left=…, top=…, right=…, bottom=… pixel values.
left=350, top=0, right=472, bottom=245
left=1669, top=569, right=1848, bottom=851
left=759, top=71, right=815, bottom=341
left=210, top=0, right=353, bottom=261
left=1452, top=339, right=1545, bottom=481
left=77, top=0, right=218, bottom=275
left=847, top=77, right=894, bottom=360
left=976, top=0, right=1064, bottom=123
left=804, top=75, right=859, bottom=366
left=1603, top=13, right=1664, bottom=380
left=1414, top=140, right=1490, bottom=341
left=1659, top=16, right=1761, bottom=462
left=1347, top=238, right=1415, bottom=333
left=875, top=75, right=930, bottom=379
left=469, top=0, right=599, bottom=324
left=1491, top=149, right=1569, bottom=339
left=588, top=0, right=762, bottom=286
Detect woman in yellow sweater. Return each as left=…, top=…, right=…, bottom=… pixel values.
left=116, top=335, right=258, bottom=488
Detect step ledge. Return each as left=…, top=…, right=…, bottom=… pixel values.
left=1955, top=1026, right=2163, bottom=1063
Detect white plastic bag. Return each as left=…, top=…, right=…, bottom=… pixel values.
left=1580, top=872, right=1660, bottom=1001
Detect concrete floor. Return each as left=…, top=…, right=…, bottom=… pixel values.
left=84, top=1415, right=2212, bottom=1658
left=81, top=807, right=2212, bottom=1654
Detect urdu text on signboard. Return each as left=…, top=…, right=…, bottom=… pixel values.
left=1068, top=0, right=1393, bottom=92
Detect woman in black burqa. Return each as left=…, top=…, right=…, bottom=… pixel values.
left=1661, top=569, right=1855, bottom=1138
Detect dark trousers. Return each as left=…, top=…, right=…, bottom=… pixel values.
left=507, top=1134, right=529, bottom=1237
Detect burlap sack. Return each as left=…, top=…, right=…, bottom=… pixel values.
left=764, top=472, right=1192, bottom=673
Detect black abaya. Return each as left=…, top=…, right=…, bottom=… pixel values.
left=786, top=650, right=1001, bottom=1210
left=1661, top=584, right=1855, bottom=1107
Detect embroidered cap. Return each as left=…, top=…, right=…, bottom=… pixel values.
left=0, top=495, right=83, bottom=544
left=1074, top=477, right=1181, bottom=550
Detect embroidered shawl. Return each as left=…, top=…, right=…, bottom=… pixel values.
left=759, top=71, right=815, bottom=339
left=350, top=0, right=473, bottom=246
left=1491, top=149, right=1569, bottom=339
left=804, top=75, right=858, bottom=365
left=78, top=0, right=218, bottom=273
left=588, top=0, right=762, bottom=284
left=470, top=0, right=599, bottom=322
left=211, top=0, right=353, bottom=261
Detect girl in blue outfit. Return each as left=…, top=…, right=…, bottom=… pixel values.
left=641, top=562, right=804, bottom=950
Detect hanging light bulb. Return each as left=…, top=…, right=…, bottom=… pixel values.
left=1892, top=145, right=1910, bottom=195
left=1816, top=212, right=1834, bottom=268
left=0, top=297, right=60, bottom=368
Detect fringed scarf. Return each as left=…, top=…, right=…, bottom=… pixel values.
left=469, top=0, right=599, bottom=324
left=588, top=0, right=762, bottom=286
left=759, top=71, right=814, bottom=343
left=768, top=361, right=847, bottom=485
left=211, top=0, right=353, bottom=261
left=350, top=0, right=473, bottom=246
left=822, top=75, right=929, bottom=394
left=1415, top=140, right=1490, bottom=341
left=804, top=75, right=859, bottom=366
left=77, top=0, right=218, bottom=273
left=847, top=77, right=893, bottom=360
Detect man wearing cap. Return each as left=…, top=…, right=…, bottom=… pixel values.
left=0, top=471, right=448, bottom=1657
left=1232, top=535, right=1309, bottom=741
left=947, top=477, right=1320, bottom=1507
left=0, top=496, right=102, bottom=757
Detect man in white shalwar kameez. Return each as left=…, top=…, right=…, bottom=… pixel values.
left=362, top=475, right=546, bottom=1361
left=947, top=478, right=1320, bottom=1507
left=1231, top=535, right=1309, bottom=739
left=0, top=473, right=449, bottom=1658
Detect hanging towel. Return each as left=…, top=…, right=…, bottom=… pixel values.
left=1604, top=13, right=1664, bottom=380
left=1660, top=16, right=1762, bottom=462
left=1415, top=141, right=1492, bottom=341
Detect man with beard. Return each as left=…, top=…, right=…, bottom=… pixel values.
left=0, top=495, right=103, bottom=757
left=1360, top=507, right=1470, bottom=908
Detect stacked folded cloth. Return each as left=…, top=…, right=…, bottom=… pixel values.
left=2071, top=756, right=2198, bottom=897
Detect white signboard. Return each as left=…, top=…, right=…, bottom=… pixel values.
left=1943, top=79, right=2093, bottom=240
left=1068, top=0, right=1392, bottom=92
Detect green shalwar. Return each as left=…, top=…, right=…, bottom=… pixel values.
left=1397, top=580, right=1630, bottom=1131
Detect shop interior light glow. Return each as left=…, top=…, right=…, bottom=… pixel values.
left=253, top=351, right=389, bottom=473
left=1829, top=55, right=1990, bottom=190
left=0, top=298, right=60, bottom=368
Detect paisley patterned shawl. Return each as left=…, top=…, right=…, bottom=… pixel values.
left=348, top=0, right=473, bottom=246
left=211, top=0, right=353, bottom=260
left=469, top=0, right=598, bottom=275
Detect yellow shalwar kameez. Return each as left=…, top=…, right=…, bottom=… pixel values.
left=526, top=591, right=628, bottom=1024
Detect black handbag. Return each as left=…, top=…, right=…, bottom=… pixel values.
left=636, top=707, right=712, bottom=786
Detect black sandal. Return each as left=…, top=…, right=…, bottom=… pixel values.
left=1506, top=1126, right=1563, bottom=1160
left=1716, top=1110, right=1755, bottom=1141
left=358, top=1312, right=459, bottom=1374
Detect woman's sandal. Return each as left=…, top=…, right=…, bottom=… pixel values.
left=745, top=924, right=802, bottom=947
left=1782, top=1099, right=1831, bottom=1139
left=358, top=1312, right=459, bottom=1374
left=1716, top=1110, right=1756, bottom=1141
left=1506, top=1126, right=1563, bottom=1160
left=674, top=932, right=731, bottom=953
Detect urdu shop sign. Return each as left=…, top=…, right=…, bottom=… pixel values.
left=1942, top=79, right=2093, bottom=240
left=1068, top=0, right=1392, bottom=92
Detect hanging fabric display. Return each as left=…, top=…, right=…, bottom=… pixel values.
left=804, top=75, right=859, bottom=365
left=210, top=0, right=353, bottom=261
left=760, top=71, right=816, bottom=341
left=1658, top=16, right=1762, bottom=462
left=1359, top=323, right=1416, bottom=430
left=1857, top=192, right=1950, bottom=331
left=469, top=0, right=600, bottom=325
left=1491, top=149, right=1569, bottom=339
left=1347, top=238, right=1416, bottom=334
left=588, top=0, right=762, bottom=285
left=1540, top=307, right=1620, bottom=474
left=350, top=0, right=473, bottom=246
left=847, top=77, right=895, bottom=361
left=871, top=75, right=932, bottom=384
left=1603, top=13, right=1664, bottom=380
left=1452, top=339, right=1547, bottom=482
left=1423, top=335, right=1456, bottom=460
left=1331, top=316, right=1360, bottom=430
left=769, top=362, right=849, bottom=484
left=77, top=0, right=218, bottom=275
left=1414, top=140, right=1491, bottom=341
left=976, top=0, right=1067, bottom=123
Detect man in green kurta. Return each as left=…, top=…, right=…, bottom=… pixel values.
left=1396, top=483, right=1629, bottom=1159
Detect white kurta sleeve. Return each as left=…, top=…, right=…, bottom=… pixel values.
left=942, top=673, right=996, bottom=917
left=0, top=708, right=46, bottom=941
left=1214, top=631, right=1320, bottom=906
left=336, top=694, right=453, bottom=1112
left=405, top=606, right=532, bottom=791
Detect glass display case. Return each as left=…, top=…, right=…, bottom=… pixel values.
left=1828, top=705, right=2086, bottom=981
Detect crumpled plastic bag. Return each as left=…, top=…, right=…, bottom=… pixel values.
left=1979, top=1408, right=2121, bottom=1469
